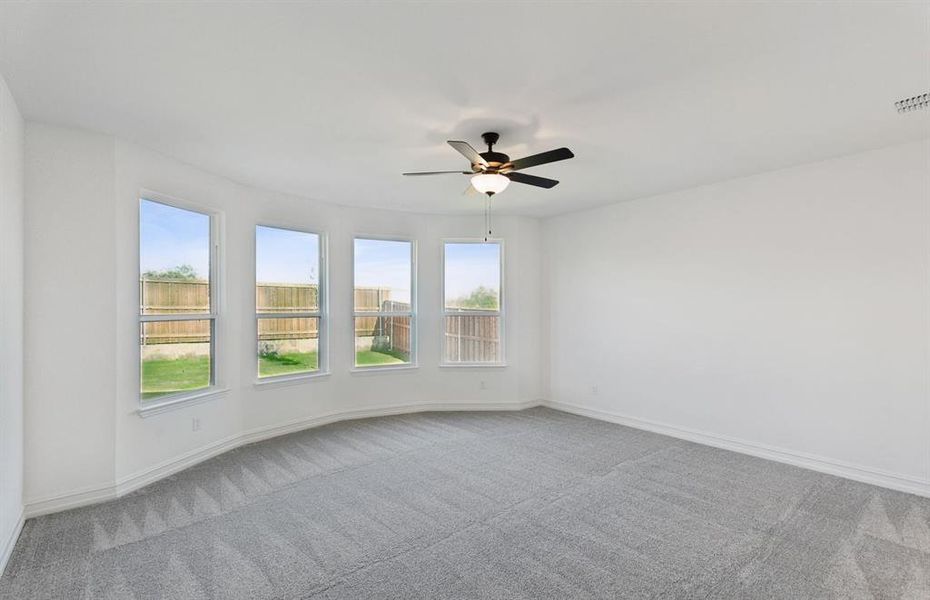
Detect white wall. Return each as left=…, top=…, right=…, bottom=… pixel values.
left=24, top=126, right=117, bottom=508
left=544, top=139, right=930, bottom=495
left=24, top=124, right=544, bottom=513
left=0, top=74, right=25, bottom=570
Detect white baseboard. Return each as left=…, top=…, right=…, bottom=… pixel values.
left=24, top=400, right=542, bottom=518
left=22, top=481, right=116, bottom=520
left=545, top=400, right=930, bottom=499
left=0, top=511, right=24, bottom=577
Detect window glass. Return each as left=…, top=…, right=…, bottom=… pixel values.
left=140, top=199, right=211, bottom=314
left=353, top=238, right=412, bottom=311
left=444, top=243, right=501, bottom=310
left=354, top=238, right=414, bottom=366
left=354, top=316, right=411, bottom=365
left=258, top=316, right=320, bottom=377
left=442, top=242, right=502, bottom=364
left=140, top=320, right=212, bottom=400
left=256, top=226, right=320, bottom=312
left=139, top=199, right=214, bottom=400
left=256, top=226, right=323, bottom=378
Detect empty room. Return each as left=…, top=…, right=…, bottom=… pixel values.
left=0, top=1, right=928, bottom=598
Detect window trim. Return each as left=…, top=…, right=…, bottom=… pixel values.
left=138, top=192, right=223, bottom=410
left=440, top=238, right=505, bottom=367
left=253, top=223, right=329, bottom=382
left=351, top=234, right=418, bottom=369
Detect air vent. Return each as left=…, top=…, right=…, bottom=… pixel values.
left=895, top=93, right=929, bottom=113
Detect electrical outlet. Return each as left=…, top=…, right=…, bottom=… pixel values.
left=192, top=417, right=201, bottom=432
left=480, top=380, right=488, bottom=390
left=591, top=385, right=599, bottom=395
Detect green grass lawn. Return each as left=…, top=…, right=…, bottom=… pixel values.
left=355, top=348, right=408, bottom=366
left=141, top=355, right=211, bottom=400
left=258, top=351, right=318, bottom=377
left=142, top=349, right=409, bottom=398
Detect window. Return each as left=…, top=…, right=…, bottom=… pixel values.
left=255, top=226, right=325, bottom=379
left=139, top=198, right=216, bottom=402
left=442, top=241, right=503, bottom=364
left=353, top=237, right=415, bottom=367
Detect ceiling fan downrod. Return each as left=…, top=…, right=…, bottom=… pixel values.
left=482, top=131, right=500, bottom=153
left=484, top=194, right=492, bottom=242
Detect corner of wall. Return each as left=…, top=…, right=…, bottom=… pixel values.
left=538, top=217, right=552, bottom=403
left=0, top=71, right=26, bottom=577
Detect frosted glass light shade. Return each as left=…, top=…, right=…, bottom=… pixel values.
left=470, top=173, right=510, bottom=195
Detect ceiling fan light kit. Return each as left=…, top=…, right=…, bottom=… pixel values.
left=471, top=173, right=510, bottom=195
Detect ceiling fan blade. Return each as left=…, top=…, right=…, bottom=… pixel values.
left=402, top=170, right=471, bottom=176
left=506, top=147, right=574, bottom=171
left=463, top=183, right=479, bottom=196
left=447, top=141, right=489, bottom=167
left=506, top=172, right=559, bottom=189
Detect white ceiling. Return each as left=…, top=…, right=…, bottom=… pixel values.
left=1, top=1, right=927, bottom=217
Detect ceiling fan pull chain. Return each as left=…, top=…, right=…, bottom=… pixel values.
left=484, top=195, right=492, bottom=241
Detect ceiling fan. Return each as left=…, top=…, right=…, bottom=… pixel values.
left=403, top=132, right=574, bottom=197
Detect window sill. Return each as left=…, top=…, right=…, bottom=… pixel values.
left=349, top=364, right=419, bottom=375
left=137, top=387, right=229, bottom=418
left=439, top=363, right=508, bottom=369
left=254, top=371, right=331, bottom=389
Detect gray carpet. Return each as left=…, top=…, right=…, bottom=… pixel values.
left=2, top=407, right=928, bottom=599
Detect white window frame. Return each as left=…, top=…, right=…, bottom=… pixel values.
left=254, top=224, right=329, bottom=384
left=138, top=193, right=224, bottom=413
left=351, top=235, right=418, bottom=371
left=440, top=238, right=505, bottom=367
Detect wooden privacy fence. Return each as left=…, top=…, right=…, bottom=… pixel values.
left=140, top=279, right=210, bottom=344
left=141, top=279, right=209, bottom=314
left=141, top=280, right=499, bottom=361
left=256, top=283, right=319, bottom=314
left=444, top=311, right=500, bottom=363
left=140, top=280, right=398, bottom=344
